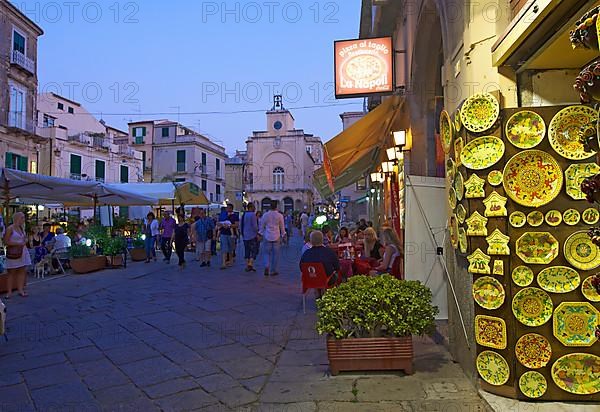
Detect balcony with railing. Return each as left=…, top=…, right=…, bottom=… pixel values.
left=68, top=133, right=92, bottom=146
left=118, top=145, right=136, bottom=158
left=10, top=50, right=35, bottom=74
left=70, top=173, right=82, bottom=180
left=5, top=111, right=37, bottom=135
left=92, top=136, right=110, bottom=150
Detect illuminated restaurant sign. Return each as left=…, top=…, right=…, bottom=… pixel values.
left=334, top=37, right=394, bottom=99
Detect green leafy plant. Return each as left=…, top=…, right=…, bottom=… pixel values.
left=132, top=237, right=145, bottom=248
left=85, top=225, right=109, bottom=250
left=70, top=243, right=92, bottom=258
left=104, top=237, right=127, bottom=256
left=316, top=275, right=439, bottom=339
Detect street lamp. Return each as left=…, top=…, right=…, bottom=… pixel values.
left=381, top=161, right=395, bottom=175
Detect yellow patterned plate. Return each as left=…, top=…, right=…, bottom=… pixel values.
left=527, top=211, right=544, bottom=227
left=549, top=105, right=598, bottom=160
left=537, top=266, right=580, bottom=293
left=564, top=231, right=600, bottom=271
left=565, top=163, right=600, bottom=200
left=583, top=208, right=600, bottom=225
left=506, top=110, right=546, bottom=149
left=446, top=158, right=456, bottom=185
left=563, top=208, right=581, bottom=226
left=461, top=93, right=500, bottom=134
left=461, top=136, right=505, bottom=171
left=448, top=187, right=457, bottom=210
left=450, top=215, right=459, bottom=249
left=509, top=211, right=526, bottom=228
left=544, top=210, right=562, bottom=227
left=503, top=150, right=563, bottom=208
left=553, top=302, right=599, bottom=347
left=516, top=232, right=559, bottom=265
left=454, top=137, right=464, bottom=166
left=472, top=276, right=505, bottom=310
left=512, top=287, right=553, bottom=327
left=519, top=371, right=547, bottom=399
left=475, top=315, right=507, bottom=350
left=487, top=170, right=502, bottom=186
left=456, top=204, right=467, bottom=224
left=440, top=110, right=453, bottom=154
left=454, top=111, right=462, bottom=132
left=458, top=227, right=468, bottom=254
left=582, top=275, right=600, bottom=302
left=476, top=350, right=509, bottom=386
left=552, top=353, right=600, bottom=395
left=465, top=174, right=486, bottom=199
left=512, top=266, right=534, bottom=287
left=516, top=333, right=552, bottom=369
left=454, top=172, right=465, bottom=201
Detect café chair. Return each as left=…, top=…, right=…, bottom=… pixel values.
left=301, top=263, right=335, bottom=314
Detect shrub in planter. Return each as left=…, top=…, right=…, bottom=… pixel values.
left=130, top=237, right=146, bottom=262
left=105, top=237, right=127, bottom=267
left=69, top=244, right=106, bottom=274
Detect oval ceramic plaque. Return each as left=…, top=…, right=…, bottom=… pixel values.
left=582, top=276, right=600, bottom=302
left=537, top=266, right=580, bottom=293
left=505, top=110, right=546, bottom=149
left=440, top=110, right=453, bottom=154
left=549, top=105, right=597, bottom=160
left=461, top=136, right=505, bottom=171
left=472, top=276, right=505, bottom=310
left=516, top=232, right=559, bottom=265
left=552, top=353, right=600, bottom=395
left=456, top=204, right=467, bottom=224
left=476, top=350, right=510, bottom=386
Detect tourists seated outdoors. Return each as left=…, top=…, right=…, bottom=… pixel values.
left=370, top=227, right=402, bottom=276
left=300, top=230, right=339, bottom=287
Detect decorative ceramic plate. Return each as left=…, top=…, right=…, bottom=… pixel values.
left=509, top=211, right=526, bottom=228
left=454, top=110, right=462, bottom=132
left=503, top=150, right=563, bottom=208
left=475, top=315, right=507, bottom=350
left=563, top=208, right=581, bottom=226
left=454, top=172, right=465, bottom=201
left=461, top=136, right=505, bottom=170
left=565, top=163, right=600, bottom=200
left=519, top=371, right=548, bottom=399
left=466, top=212, right=488, bottom=237
left=483, top=192, right=507, bottom=217
left=512, top=287, right=553, bottom=327
left=582, top=276, right=600, bottom=302
left=553, top=302, right=599, bottom=347
left=460, top=93, right=500, bottom=133
left=454, top=137, right=464, bottom=166
left=512, top=266, right=534, bottom=287
left=544, top=210, right=562, bottom=227
left=472, top=276, right=505, bottom=310
left=446, top=158, right=456, bottom=185
left=487, top=170, right=503, bottom=186
left=456, top=204, right=467, bottom=224
left=450, top=215, right=459, bottom=249
left=516, top=232, right=559, bottom=265
left=458, top=227, right=468, bottom=254
left=515, top=333, right=552, bottom=369
left=549, top=105, right=598, bottom=160
left=564, top=231, right=600, bottom=271
left=505, top=110, right=546, bottom=149
left=552, top=353, right=600, bottom=395
left=465, top=174, right=486, bottom=199
left=440, top=110, right=453, bottom=154
left=583, top=208, right=600, bottom=225
left=527, top=211, right=544, bottom=227
left=486, top=229, right=510, bottom=255
left=537, top=266, right=581, bottom=293
left=448, top=187, right=457, bottom=210
left=476, top=350, right=510, bottom=386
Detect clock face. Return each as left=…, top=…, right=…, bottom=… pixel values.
left=274, top=121, right=283, bottom=130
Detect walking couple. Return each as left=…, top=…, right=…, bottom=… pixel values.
left=242, top=201, right=286, bottom=276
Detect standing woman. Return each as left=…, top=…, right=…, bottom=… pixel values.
left=173, top=213, right=190, bottom=269
left=143, top=212, right=159, bottom=263
left=3, top=212, right=31, bottom=298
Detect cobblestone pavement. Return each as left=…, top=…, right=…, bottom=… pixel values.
left=0, top=234, right=490, bottom=411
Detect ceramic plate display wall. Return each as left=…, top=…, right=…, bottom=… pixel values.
left=461, top=136, right=505, bottom=170
left=512, top=266, right=534, bottom=287
left=466, top=211, right=488, bottom=237
left=483, top=192, right=507, bottom=217
left=509, top=211, right=526, bottom=228
left=460, top=93, right=500, bottom=133
left=487, top=170, right=503, bottom=186
left=552, top=353, right=600, bottom=395
left=549, top=105, right=598, bottom=160
left=448, top=187, right=458, bottom=210
left=519, top=371, right=548, bottom=399
left=564, top=231, right=600, bottom=271
left=475, top=315, right=507, bottom=349
left=527, top=211, right=544, bottom=227
left=583, top=208, right=600, bottom=225
left=553, top=302, right=599, bottom=347
left=468, top=249, right=491, bottom=274
left=446, top=158, right=456, bottom=185
left=505, top=110, right=546, bottom=149
left=544, top=210, right=562, bottom=227
left=503, top=150, right=563, bottom=208
left=512, top=287, right=553, bottom=327
left=458, top=228, right=468, bottom=254
left=476, top=350, right=510, bottom=386
left=472, top=276, right=505, bottom=310
left=565, top=163, right=600, bottom=200
left=563, top=208, right=581, bottom=226
left=440, top=110, right=453, bottom=154
left=486, top=229, right=510, bottom=255
left=582, top=275, right=600, bottom=302
left=456, top=204, right=467, bottom=223
left=454, top=137, right=464, bottom=166
left=515, top=232, right=559, bottom=265
left=465, top=174, right=486, bottom=199
left=515, top=333, right=552, bottom=369
left=454, top=172, right=465, bottom=201
left=537, top=266, right=581, bottom=293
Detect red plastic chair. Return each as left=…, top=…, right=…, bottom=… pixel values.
left=301, top=263, right=334, bottom=314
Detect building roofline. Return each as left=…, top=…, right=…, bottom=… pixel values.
left=3, top=0, right=44, bottom=35
left=41, top=92, right=82, bottom=107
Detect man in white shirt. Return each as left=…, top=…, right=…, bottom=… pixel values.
left=52, top=227, right=72, bottom=250
left=259, top=200, right=286, bottom=276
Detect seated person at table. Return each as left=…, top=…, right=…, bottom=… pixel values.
left=40, top=223, right=55, bottom=248
left=300, top=231, right=339, bottom=286
left=52, top=227, right=71, bottom=251
left=301, top=231, right=312, bottom=256
left=321, top=225, right=334, bottom=246
left=335, top=227, right=351, bottom=244
left=370, top=227, right=402, bottom=275
left=363, top=227, right=383, bottom=260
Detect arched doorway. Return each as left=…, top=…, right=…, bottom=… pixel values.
left=261, top=197, right=272, bottom=212
left=283, top=197, right=294, bottom=213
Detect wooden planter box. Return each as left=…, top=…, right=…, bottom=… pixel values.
left=326, top=336, right=413, bottom=375
left=106, top=255, right=124, bottom=268
left=71, top=256, right=106, bottom=274
left=129, top=248, right=146, bottom=262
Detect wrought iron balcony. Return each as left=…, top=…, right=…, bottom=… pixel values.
left=10, top=50, right=35, bottom=74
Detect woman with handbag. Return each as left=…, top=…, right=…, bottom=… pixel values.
left=3, top=212, right=31, bottom=299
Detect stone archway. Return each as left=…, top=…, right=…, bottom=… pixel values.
left=283, top=197, right=294, bottom=213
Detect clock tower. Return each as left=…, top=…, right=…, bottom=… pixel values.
left=266, top=95, right=295, bottom=134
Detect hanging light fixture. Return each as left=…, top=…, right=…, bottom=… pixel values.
left=393, top=130, right=407, bottom=148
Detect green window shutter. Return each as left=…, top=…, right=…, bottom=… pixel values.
left=120, top=165, right=129, bottom=183
left=141, top=151, right=146, bottom=169
left=95, top=160, right=105, bottom=180
left=5, top=152, right=14, bottom=169
left=142, top=127, right=147, bottom=136
left=18, top=156, right=28, bottom=172
left=162, top=128, right=169, bottom=137
left=177, top=150, right=186, bottom=172
left=70, top=154, right=81, bottom=175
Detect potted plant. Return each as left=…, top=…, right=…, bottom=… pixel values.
left=316, top=275, right=438, bottom=375
left=70, top=244, right=106, bottom=274
left=105, top=237, right=127, bottom=268
left=129, top=237, right=146, bottom=262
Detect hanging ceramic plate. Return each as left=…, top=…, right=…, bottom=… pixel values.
left=475, top=315, right=507, bottom=350
left=537, top=266, right=581, bottom=293
left=515, top=333, right=552, bottom=369
left=512, top=266, right=534, bottom=287
left=465, top=174, right=486, bottom=199
left=505, top=110, right=546, bottom=149
left=454, top=137, right=464, bottom=167
left=454, top=111, right=462, bottom=132
left=503, top=150, right=563, bottom=208
left=565, top=163, right=600, bottom=200
left=582, top=276, right=600, bottom=302
left=440, top=110, right=453, bottom=154
left=450, top=215, right=459, bottom=249
left=553, top=302, right=599, bottom=347
left=509, top=211, right=526, bottom=228
left=564, top=231, right=600, bottom=271
left=448, top=187, right=457, bottom=210
left=549, top=105, right=597, bottom=160
left=472, top=276, right=505, bottom=310
left=461, top=136, right=505, bottom=170
left=552, top=353, right=600, bottom=395
left=476, top=350, right=510, bottom=386
left=460, top=93, right=500, bottom=133
left=454, top=172, right=465, bottom=201
left=512, top=287, right=553, bottom=327
left=563, top=208, right=581, bottom=226
left=456, top=204, right=467, bottom=224
left=544, top=210, right=562, bottom=227
left=515, top=232, right=559, bottom=265
left=446, top=158, right=456, bottom=185
left=583, top=208, right=600, bottom=225
left=527, top=211, right=544, bottom=227
left=458, top=227, right=468, bottom=254
left=519, top=371, right=547, bottom=399
left=487, top=170, right=503, bottom=186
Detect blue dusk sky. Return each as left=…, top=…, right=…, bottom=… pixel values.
left=13, top=0, right=364, bottom=154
